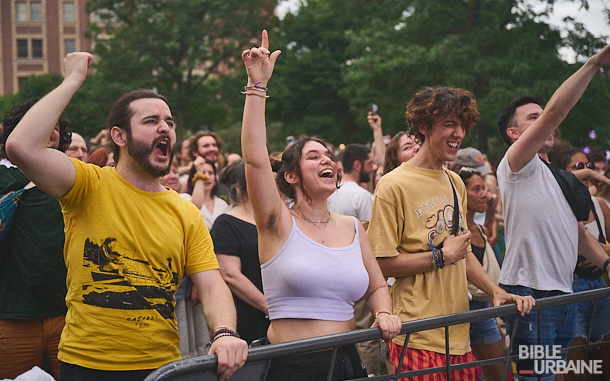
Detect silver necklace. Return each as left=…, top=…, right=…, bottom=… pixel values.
left=291, top=207, right=331, bottom=229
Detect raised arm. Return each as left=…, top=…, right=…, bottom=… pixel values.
left=240, top=31, right=288, bottom=258
left=367, top=112, right=386, bottom=173
left=5, top=52, right=92, bottom=197
left=507, top=46, right=610, bottom=172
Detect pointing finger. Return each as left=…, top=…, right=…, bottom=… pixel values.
left=261, top=29, right=269, bottom=50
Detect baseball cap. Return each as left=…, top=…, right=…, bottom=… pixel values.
left=454, top=147, right=492, bottom=176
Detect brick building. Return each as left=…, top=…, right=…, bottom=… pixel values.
left=0, top=0, right=91, bottom=95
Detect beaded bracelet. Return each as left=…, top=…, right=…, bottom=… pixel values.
left=206, top=328, right=240, bottom=348
left=212, top=328, right=240, bottom=339
left=241, top=91, right=270, bottom=98
left=430, top=244, right=444, bottom=269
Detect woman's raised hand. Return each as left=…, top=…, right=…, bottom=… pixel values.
left=241, top=30, right=281, bottom=85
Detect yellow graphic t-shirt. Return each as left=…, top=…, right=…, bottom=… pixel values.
left=57, top=159, right=218, bottom=370
left=369, top=163, right=471, bottom=355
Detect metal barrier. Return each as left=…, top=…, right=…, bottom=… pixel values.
left=145, top=287, right=610, bottom=381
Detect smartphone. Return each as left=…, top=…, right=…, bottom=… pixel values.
left=371, top=103, right=378, bottom=115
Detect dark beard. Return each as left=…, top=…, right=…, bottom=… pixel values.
left=358, top=170, right=370, bottom=183
left=126, top=133, right=173, bottom=177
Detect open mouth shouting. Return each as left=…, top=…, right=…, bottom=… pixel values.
left=153, top=137, right=171, bottom=159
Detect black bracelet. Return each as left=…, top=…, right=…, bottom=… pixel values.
left=603, top=258, right=610, bottom=273
left=212, top=328, right=240, bottom=339
left=206, top=328, right=240, bottom=349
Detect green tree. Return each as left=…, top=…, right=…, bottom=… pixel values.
left=271, top=0, right=407, bottom=146
left=86, top=0, right=278, bottom=138
left=273, top=0, right=609, bottom=161
left=342, top=0, right=609, bottom=162
left=0, top=73, right=123, bottom=140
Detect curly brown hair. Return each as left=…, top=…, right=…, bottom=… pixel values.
left=406, top=87, right=479, bottom=144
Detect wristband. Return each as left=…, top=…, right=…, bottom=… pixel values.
left=191, top=173, right=208, bottom=184
left=603, top=258, right=610, bottom=273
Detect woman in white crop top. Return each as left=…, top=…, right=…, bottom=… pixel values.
left=240, top=31, right=401, bottom=379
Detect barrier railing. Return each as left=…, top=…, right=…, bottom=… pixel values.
left=145, top=287, right=610, bottom=381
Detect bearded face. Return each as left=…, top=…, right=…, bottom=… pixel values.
left=126, top=130, right=174, bottom=177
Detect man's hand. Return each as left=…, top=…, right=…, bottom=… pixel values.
left=441, top=232, right=471, bottom=264
left=63, top=52, right=92, bottom=87
left=590, top=45, right=610, bottom=68
left=208, top=336, right=248, bottom=380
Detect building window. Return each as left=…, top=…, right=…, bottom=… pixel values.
left=31, top=1, right=42, bottom=21
left=32, top=39, right=43, bottom=58
left=63, top=2, right=75, bottom=23
left=18, top=77, right=30, bottom=90
left=64, top=39, right=76, bottom=55
left=17, top=39, right=28, bottom=58
left=16, top=2, right=27, bottom=21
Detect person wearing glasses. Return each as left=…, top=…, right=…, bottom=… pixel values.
left=552, top=148, right=610, bottom=379
left=496, top=44, right=610, bottom=381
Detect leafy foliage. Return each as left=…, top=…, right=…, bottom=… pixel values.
left=86, top=0, right=278, bottom=138
left=2, top=0, right=609, bottom=160
left=341, top=0, right=609, bottom=162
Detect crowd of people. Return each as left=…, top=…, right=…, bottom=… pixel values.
left=0, top=31, right=609, bottom=381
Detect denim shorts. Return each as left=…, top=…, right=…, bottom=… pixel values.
left=500, top=284, right=576, bottom=381
left=572, top=275, right=610, bottom=342
left=469, top=300, right=502, bottom=346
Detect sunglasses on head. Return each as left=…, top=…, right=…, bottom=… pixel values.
left=458, top=167, right=478, bottom=174
left=570, top=162, right=595, bottom=170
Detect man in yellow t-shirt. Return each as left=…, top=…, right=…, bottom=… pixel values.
left=5, top=52, right=247, bottom=381
left=368, top=87, right=534, bottom=380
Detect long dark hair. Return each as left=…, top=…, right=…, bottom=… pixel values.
left=552, top=148, right=583, bottom=170
left=220, top=159, right=247, bottom=205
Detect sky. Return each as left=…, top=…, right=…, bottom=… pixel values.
left=536, top=0, right=609, bottom=37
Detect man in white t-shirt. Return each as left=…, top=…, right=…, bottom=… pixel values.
left=328, top=143, right=374, bottom=227
left=496, top=45, right=610, bottom=380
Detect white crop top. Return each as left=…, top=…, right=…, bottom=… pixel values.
left=261, top=216, right=369, bottom=321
